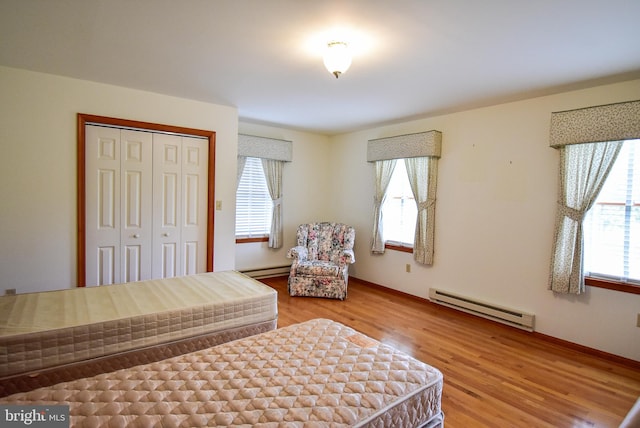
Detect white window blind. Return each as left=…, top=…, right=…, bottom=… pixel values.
left=236, top=157, right=272, bottom=238
left=382, top=160, right=417, bottom=246
left=584, top=140, right=639, bottom=284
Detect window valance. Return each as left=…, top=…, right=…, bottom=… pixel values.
left=238, top=134, right=293, bottom=161
left=367, top=130, right=442, bottom=162
left=549, top=100, right=640, bottom=148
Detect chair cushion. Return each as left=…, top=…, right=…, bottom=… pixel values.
left=296, top=260, right=340, bottom=277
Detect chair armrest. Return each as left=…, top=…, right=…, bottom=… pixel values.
left=287, top=246, right=308, bottom=260
left=342, top=249, right=355, bottom=264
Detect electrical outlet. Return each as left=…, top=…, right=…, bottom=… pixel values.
left=215, top=200, right=222, bottom=210
left=405, top=264, right=411, bottom=273
left=5, top=289, right=16, bottom=296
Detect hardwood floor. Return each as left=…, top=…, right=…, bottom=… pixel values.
left=259, top=276, right=640, bottom=428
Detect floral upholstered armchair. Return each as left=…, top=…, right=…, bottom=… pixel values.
left=286, top=222, right=355, bottom=300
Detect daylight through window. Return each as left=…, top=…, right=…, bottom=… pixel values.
left=236, top=157, right=272, bottom=238
left=382, top=161, right=417, bottom=246
left=584, top=140, right=639, bottom=285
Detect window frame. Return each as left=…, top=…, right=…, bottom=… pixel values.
left=583, top=139, right=639, bottom=295
left=381, top=159, right=417, bottom=250
left=584, top=277, right=639, bottom=294
left=235, top=156, right=272, bottom=243
left=236, top=236, right=269, bottom=244
left=385, top=243, right=413, bottom=253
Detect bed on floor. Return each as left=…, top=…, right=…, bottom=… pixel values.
left=0, top=318, right=444, bottom=427
left=0, top=271, right=278, bottom=397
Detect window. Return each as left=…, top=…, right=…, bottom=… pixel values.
left=236, top=157, right=272, bottom=238
left=382, top=161, right=417, bottom=247
left=584, top=140, right=639, bottom=285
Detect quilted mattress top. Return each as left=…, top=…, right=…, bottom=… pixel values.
left=1, top=318, right=444, bottom=427
left=0, top=271, right=276, bottom=337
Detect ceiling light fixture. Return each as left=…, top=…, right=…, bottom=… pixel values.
left=323, top=41, right=352, bottom=79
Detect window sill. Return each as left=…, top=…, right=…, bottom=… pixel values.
left=384, top=243, right=413, bottom=253
left=236, top=236, right=269, bottom=244
left=585, top=277, right=640, bottom=295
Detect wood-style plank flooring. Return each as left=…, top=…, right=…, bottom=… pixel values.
left=259, top=276, right=640, bottom=428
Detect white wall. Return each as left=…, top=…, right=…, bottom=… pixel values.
left=0, top=66, right=238, bottom=293
left=235, top=122, right=332, bottom=271
left=2, top=65, right=638, bottom=361
left=330, top=79, right=640, bottom=361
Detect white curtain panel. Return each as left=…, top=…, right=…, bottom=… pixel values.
left=371, top=159, right=397, bottom=253
left=405, top=156, right=438, bottom=265
left=548, top=141, right=622, bottom=293
left=262, top=158, right=284, bottom=249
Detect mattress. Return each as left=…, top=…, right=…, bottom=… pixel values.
left=0, top=271, right=278, bottom=380
left=0, top=318, right=444, bottom=427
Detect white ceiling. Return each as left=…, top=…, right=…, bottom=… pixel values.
left=1, top=0, right=639, bottom=135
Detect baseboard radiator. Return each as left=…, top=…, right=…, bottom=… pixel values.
left=428, top=288, right=535, bottom=331
left=240, top=265, right=290, bottom=279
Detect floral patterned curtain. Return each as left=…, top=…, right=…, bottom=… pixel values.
left=548, top=141, right=622, bottom=293
left=548, top=101, right=639, bottom=294
left=262, top=158, right=284, bottom=249
left=405, top=156, right=438, bottom=265
left=371, top=159, right=396, bottom=253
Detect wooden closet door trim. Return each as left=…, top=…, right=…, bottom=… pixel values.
left=77, top=113, right=216, bottom=287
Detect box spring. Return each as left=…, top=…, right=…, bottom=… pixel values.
left=0, top=318, right=444, bottom=427
left=0, top=271, right=278, bottom=397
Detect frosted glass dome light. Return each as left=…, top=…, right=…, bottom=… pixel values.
left=323, top=41, right=352, bottom=79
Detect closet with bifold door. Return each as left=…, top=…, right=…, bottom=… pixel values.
left=84, top=124, right=209, bottom=286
